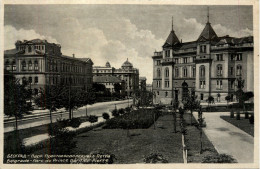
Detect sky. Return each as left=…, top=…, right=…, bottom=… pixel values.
left=4, top=5, right=253, bottom=84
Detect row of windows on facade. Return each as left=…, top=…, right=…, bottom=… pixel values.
left=156, top=79, right=235, bottom=90
left=156, top=53, right=243, bottom=65
left=156, top=64, right=242, bottom=78
left=94, top=70, right=112, bottom=73
left=17, top=45, right=45, bottom=51
left=5, top=60, right=39, bottom=71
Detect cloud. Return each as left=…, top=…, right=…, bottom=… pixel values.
left=4, top=25, right=58, bottom=50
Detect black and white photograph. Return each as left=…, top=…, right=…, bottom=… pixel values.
left=1, top=1, right=259, bottom=168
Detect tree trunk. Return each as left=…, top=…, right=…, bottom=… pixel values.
left=15, top=115, right=18, bottom=131
left=200, top=129, right=203, bottom=154
left=49, top=110, right=53, bottom=124
left=190, top=110, right=193, bottom=125
left=86, top=106, right=88, bottom=117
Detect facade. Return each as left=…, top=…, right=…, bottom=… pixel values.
left=4, top=39, right=93, bottom=95
left=93, top=76, right=125, bottom=94
left=93, top=59, right=139, bottom=97
left=152, top=16, right=253, bottom=105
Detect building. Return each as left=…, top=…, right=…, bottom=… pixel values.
left=152, top=13, right=253, bottom=105
left=139, top=77, right=147, bottom=91
left=93, top=59, right=139, bottom=97
left=146, top=84, right=152, bottom=92
left=93, top=75, right=125, bottom=94
left=4, top=39, right=93, bottom=95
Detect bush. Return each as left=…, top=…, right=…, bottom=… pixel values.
left=70, top=118, right=82, bottom=128
left=202, top=154, right=236, bottom=163
left=236, top=111, right=240, bottom=120
left=125, top=107, right=131, bottom=113
left=144, top=153, right=168, bottom=163
left=89, top=115, right=98, bottom=124
left=103, top=109, right=161, bottom=129
left=245, top=112, right=249, bottom=119
left=112, top=109, right=119, bottom=117
left=102, top=112, right=110, bottom=120
left=230, top=110, right=234, bottom=118
left=249, top=114, right=254, bottom=124
left=118, top=108, right=125, bottom=115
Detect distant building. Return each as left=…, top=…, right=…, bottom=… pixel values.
left=146, top=84, right=152, bottom=92
left=93, top=75, right=125, bottom=94
left=4, top=39, right=93, bottom=95
left=93, top=59, right=139, bottom=97
left=152, top=13, right=253, bottom=105
left=139, top=77, right=147, bottom=91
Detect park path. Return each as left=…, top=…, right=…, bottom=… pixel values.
left=193, top=112, right=254, bottom=163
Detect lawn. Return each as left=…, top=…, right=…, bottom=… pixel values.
left=9, top=110, right=218, bottom=164
left=220, top=115, right=254, bottom=136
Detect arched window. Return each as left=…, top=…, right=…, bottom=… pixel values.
left=165, top=67, right=169, bottom=77
left=192, top=66, right=196, bottom=77
left=22, top=60, right=26, bottom=71
left=183, top=67, right=187, bottom=77
left=34, top=60, right=39, bottom=71
left=200, top=65, right=205, bottom=77
left=28, top=46, right=32, bottom=53
left=28, top=60, right=33, bottom=70
left=217, top=64, right=223, bottom=76
left=237, top=65, right=242, bottom=76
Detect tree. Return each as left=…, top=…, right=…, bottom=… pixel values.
left=183, top=92, right=200, bottom=125
left=82, top=88, right=96, bottom=117
left=206, top=96, right=214, bottom=112
left=89, top=115, right=98, bottom=125
left=34, top=84, right=65, bottom=124
left=4, top=71, right=32, bottom=130
left=225, top=96, right=231, bottom=107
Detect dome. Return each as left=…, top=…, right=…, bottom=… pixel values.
left=121, top=58, right=133, bottom=68
left=105, top=61, right=111, bottom=67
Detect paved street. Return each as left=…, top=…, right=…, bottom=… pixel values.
left=4, top=99, right=133, bottom=133
left=193, top=112, right=254, bottom=163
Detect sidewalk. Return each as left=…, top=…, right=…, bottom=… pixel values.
left=193, top=112, right=254, bottom=163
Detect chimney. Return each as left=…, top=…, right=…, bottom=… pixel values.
left=72, top=54, right=75, bottom=58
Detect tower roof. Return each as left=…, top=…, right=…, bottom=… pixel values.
left=121, top=58, right=133, bottom=68
left=163, top=17, right=180, bottom=48
left=197, top=22, right=218, bottom=42
left=105, top=61, right=111, bottom=67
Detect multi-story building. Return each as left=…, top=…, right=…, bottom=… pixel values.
left=93, top=75, right=125, bottom=94
left=93, top=59, right=139, bottom=97
left=4, top=39, right=93, bottom=95
left=152, top=15, right=253, bottom=104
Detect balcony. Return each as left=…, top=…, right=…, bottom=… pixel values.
left=162, top=58, right=175, bottom=66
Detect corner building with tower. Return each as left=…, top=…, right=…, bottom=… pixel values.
left=152, top=14, right=254, bottom=105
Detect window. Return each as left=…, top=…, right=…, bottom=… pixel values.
left=174, top=58, right=179, bottom=64
left=200, top=65, right=205, bottom=77
left=156, top=60, right=161, bottom=65
left=29, top=77, right=32, bottom=83
left=192, top=66, right=196, bottom=77
left=156, top=81, right=161, bottom=88
left=157, top=68, right=161, bottom=78
left=236, top=65, right=242, bottom=76
left=28, top=61, right=33, bottom=71
left=217, top=64, right=223, bottom=76
left=230, top=67, right=233, bottom=75
left=183, top=67, right=187, bottom=77
left=237, top=53, right=242, bottom=61
left=230, top=54, right=235, bottom=61
left=28, top=46, right=32, bottom=53
left=22, top=77, right=27, bottom=85
left=201, top=93, right=204, bottom=100
left=165, top=91, right=168, bottom=97
left=216, top=54, right=223, bottom=61
left=193, top=56, right=196, bottom=62
left=230, top=80, right=234, bottom=89
left=200, top=80, right=205, bottom=89
left=175, top=68, right=179, bottom=77
left=200, top=45, right=206, bottom=53
left=165, top=81, right=169, bottom=88
left=35, top=77, right=38, bottom=84
left=22, top=61, right=26, bottom=71
left=34, top=60, right=39, bottom=71
left=165, top=50, right=170, bottom=57
left=165, top=67, right=169, bottom=77
left=5, top=60, right=10, bottom=70
left=157, top=91, right=159, bottom=95
left=217, top=93, right=221, bottom=102
left=216, top=80, right=223, bottom=89
left=183, top=58, right=188, bottom=63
